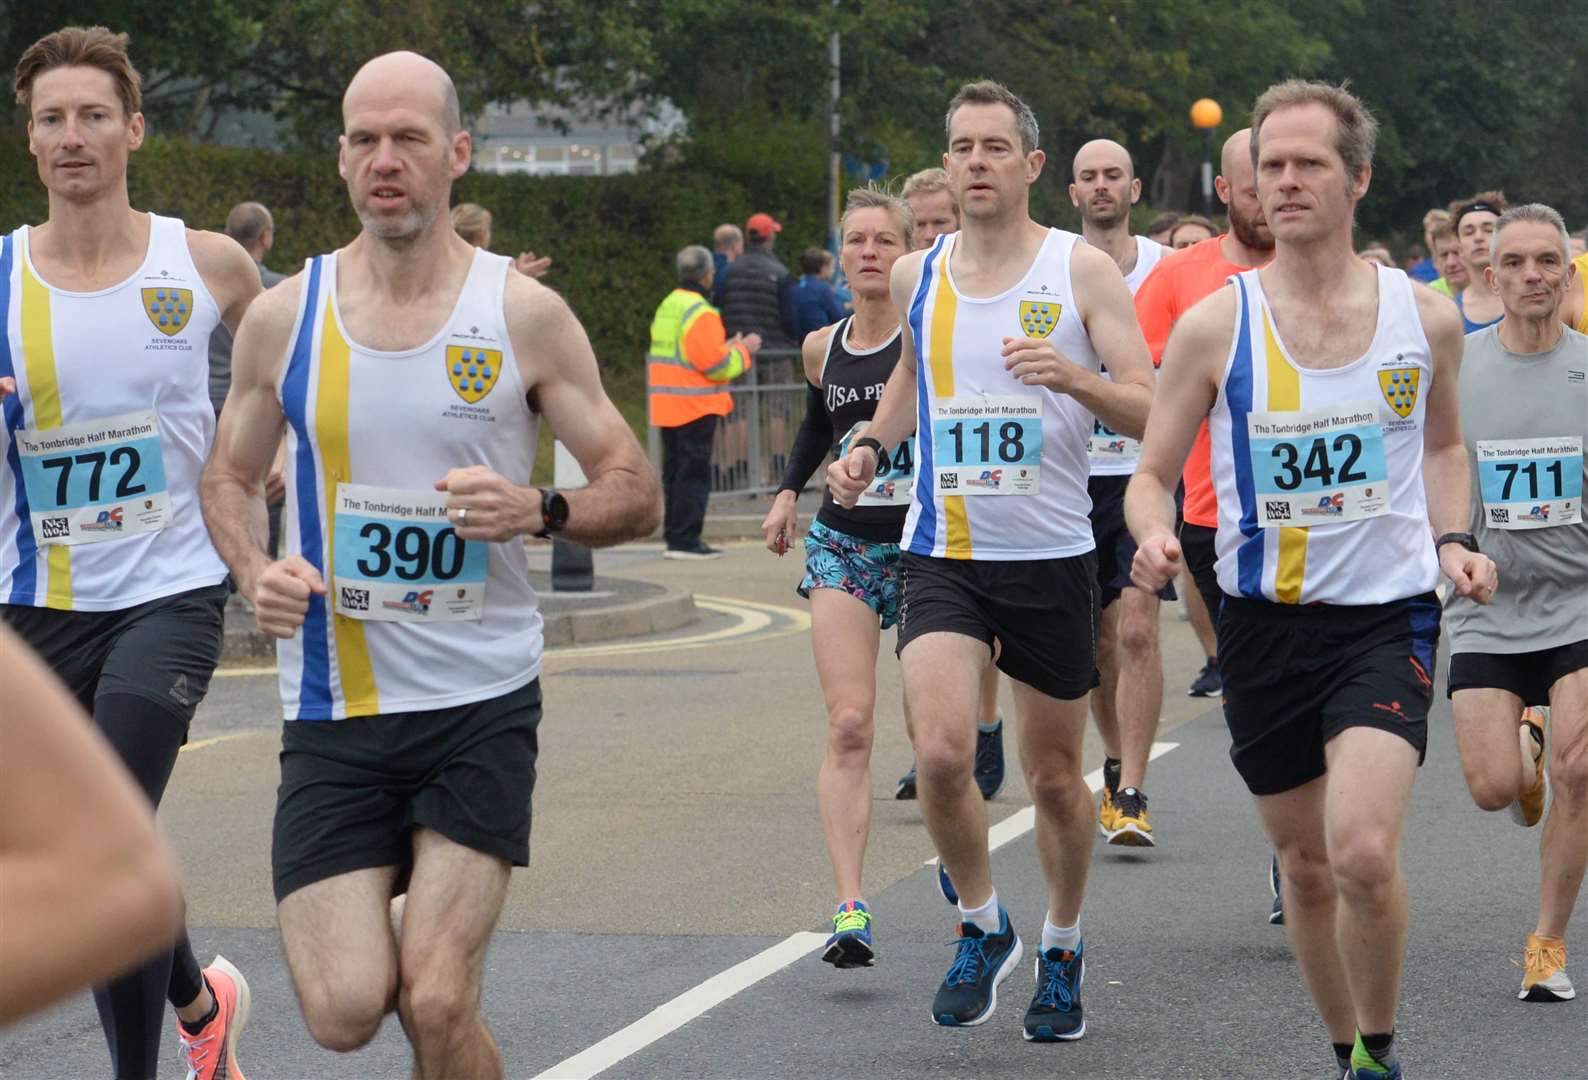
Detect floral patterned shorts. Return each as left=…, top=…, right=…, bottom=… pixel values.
left=797, top=520, right=903, bottom=629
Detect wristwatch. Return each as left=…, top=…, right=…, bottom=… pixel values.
left=852, top=436, right=889, bottom=474
left=533, top=488, right=569, bottom=538
left=1435, top=531, right=1479, bottom=554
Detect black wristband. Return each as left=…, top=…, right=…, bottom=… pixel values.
left=852, top=436, right=888, bottom=474
left=1435, top=531, right=1479, bottom=554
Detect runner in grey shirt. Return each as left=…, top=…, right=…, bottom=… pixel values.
left=1445, top=204, right=1588, bottom=1004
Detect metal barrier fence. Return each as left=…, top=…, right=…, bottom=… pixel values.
left=646, top=347, right=813, bottom=497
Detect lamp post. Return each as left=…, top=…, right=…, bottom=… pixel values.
left=1189, top=97, right=1222, bottom=216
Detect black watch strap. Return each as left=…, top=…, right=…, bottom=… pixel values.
left=1435, top=531, right=1479, bottom=554
left=852, top=436, right=889, bottom=474
left=533, top=488, right=567, bottom=539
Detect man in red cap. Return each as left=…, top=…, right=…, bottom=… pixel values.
left=715, top=210, right=798, bottom=349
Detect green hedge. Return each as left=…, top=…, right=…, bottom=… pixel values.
left=0, top=133, right=830, bottom=377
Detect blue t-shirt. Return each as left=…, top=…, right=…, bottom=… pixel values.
left=1408, top=256, right=1439, bottom=284
left=793, top=276, right=846, bottom=340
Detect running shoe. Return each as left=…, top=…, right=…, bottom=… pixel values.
left=1023, top=943, right=1085, bottom=1041
left=1106, top=787, right=1154, bottom=847
left=931, top=909, right=1023, bottom=1026
left=1348, top=1033, right=1401, bottom=1079
left=1519, top=931, right=1575, bottom=1001
left=1511, top=708, right=1548, bottom=828
left=936, top=862, right=958, bottom=905
left=821, top=900, right=875, bottom=969
left=176, top=956, right=251, bottom=1080
left=1269, top=853, right=1285, bottom=926
left=1188, top=659, right=1221, bottom=698
left=896, top=763, right=918, bottom=800
left=1097, top=785, right=1120, bottom=839
left=663, top=542, right=724, bottom=560
left=974, top=719, right=1006, bottom=799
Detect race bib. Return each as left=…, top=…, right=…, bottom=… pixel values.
left=15, top=410, right=169, bottom=547
left=839, top=424, right=915, bottom=506
left=1248, top=403, right=1390, bottom=527
left=930, top=395, right=1041, bottom=496
left=332, top=484, right=487, bottom=621
left=1088, top=418, right=1141, bottom=461
left=1477, top=437, right=1582, bottom=530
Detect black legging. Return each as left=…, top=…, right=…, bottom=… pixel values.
left=89, top=692, right=206, bottom=1079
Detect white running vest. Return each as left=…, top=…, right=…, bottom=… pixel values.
left=0, top=215, right=228, bottom=610
left=903, top=228, right=1099, bottom=560
left=1208, top=266, right=1440, bottom=605
left=1089, top=235, right=1166, bottom=476
left=276, top=249, right=542, bottom=721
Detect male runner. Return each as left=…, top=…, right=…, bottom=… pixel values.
left=1128, top=80, right=1495, bottom=1080
left=896, top=165, right=1008, bottom=805
left=1445, top=203, right=1588, bottom=1003
left=201, top=51, right=658, bottom=1079
left=1, top=26, right=260, bottom=1080
left=1130, top=127, right=1286, bottom=920
left=1067, top=137, right=1169, bottom=847
left=1427, top=221, right=1467, bottom=297
left=1561, top=246, right=1587, bottom=332
left=831, top=80, right=1154, bottom=1041
left=1448, top=191, right=1508, bottom=332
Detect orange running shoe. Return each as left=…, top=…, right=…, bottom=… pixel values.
left=176, top=955, right=251, bottom=1080
left=1511, top=708, right=1548, bottom=828
left=1519, top=932, right=1574, bottom=1002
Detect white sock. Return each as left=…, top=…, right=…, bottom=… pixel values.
left=1042, top=915, right=1080, bottom=953
left=977, top=711, right=1004, bottom=734
left=957, top=891, right=1001, bottom=934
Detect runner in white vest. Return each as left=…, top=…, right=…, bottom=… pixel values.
left=1126, top=80, right=1495, bottom=1080
left=200, top=51, right=658, bottom=1078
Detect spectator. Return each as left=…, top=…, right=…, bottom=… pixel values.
left=1168, top=213, right=1217, bottom=249
left=1359, top=242, right=1396, bottom=267
left=712, top=222, right=744, bottom=281
left=648, top=245, right=761, bottom=558
left=450, top=201, right=551, bottom=278
left=715, top=211, right=798, bottom=348
left=1407, top=207, right=1448, bottom=282
left=209, top=201, right=283, bottom=415
left=793, top=246, right=845, bottom=339
left=1428, top=221, right=1468, bottom=296
left=1145, top=210, right=1182, bottom=245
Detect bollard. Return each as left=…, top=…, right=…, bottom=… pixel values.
left=550, top=440, right=593, bottom=592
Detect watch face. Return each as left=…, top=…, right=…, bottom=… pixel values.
left=546, top=491, right=569, bottom=528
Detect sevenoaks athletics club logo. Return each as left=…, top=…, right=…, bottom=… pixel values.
left=447, top=345, right=503, bottom=404
left=1378, top=367, right=1420, bottom=419
left=1019, top=300, right=1061, bottom=339
left=141, top=288, right=194, bottom=336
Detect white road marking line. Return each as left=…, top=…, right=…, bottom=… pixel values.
left=540, top=738, right=1186, bottom=1078
left=926, top=738, right=1181, bottom=866
left=531, top=932, right=827, bottom=1080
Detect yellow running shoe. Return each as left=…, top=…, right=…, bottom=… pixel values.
left=1106, top=787, right=1155, bottom=848
left=1520, top=931, right=1575, bottom=1001
left=1097, top=786, right=1120, bottom=839
left=1511, top=708, right=1548, bottom=828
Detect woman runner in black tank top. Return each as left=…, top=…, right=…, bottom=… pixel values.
left=759, top=188, right=913, bottom=969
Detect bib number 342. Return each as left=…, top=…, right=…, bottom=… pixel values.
left=1247, top=403, right=1391, bottom=527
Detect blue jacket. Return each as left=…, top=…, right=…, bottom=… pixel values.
left=793, top=276, right=846, bottom=340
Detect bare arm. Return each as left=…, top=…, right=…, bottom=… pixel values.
left=1004, top=243, right=1154, bottom=437
left=448, top=274, right=658, bottom=547
left=201, top=281, right=309, bottom=637
left=188, top=229, right=265, bottom=334
left=1417, top=285, right=1497, bottom=600
left=0, top=626, right=183, bottom=1025
left=1125, top=287, right=1234, bottom=590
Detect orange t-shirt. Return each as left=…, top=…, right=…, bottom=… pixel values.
left=1133, top=235, right=1263, bottom=528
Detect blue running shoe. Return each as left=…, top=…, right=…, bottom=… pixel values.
left=1024, top=943, right=1085, bottom=1041
left=821, top=901, right=875, bottom=968
left=936, top=862, right=958, bottom=905
left=1348, top=1033, right=1402, bottom=1079
left=896, top=764, right=918, bottom=800
left=1269, top=852, right=1285, bottom=925
left=974, top=719, right=1005, bottom=799
left=931, top=910, right=1022, bottom=1026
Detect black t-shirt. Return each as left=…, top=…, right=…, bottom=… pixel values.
left=815, top=317, right=910, bottom=543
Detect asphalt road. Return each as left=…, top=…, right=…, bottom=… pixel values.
left=3, top=540, right=1583, bottom=1078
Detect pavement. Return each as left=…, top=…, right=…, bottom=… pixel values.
left=3, top=536, right=1584, bottom=1078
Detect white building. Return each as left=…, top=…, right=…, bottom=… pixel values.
left=470, top=98, right=684, bottom=177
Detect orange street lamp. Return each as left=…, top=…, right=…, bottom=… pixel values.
left=1190, top=98, right=1222, bottom=214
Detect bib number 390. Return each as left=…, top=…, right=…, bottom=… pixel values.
left=333, top=483, right=488, bottom=621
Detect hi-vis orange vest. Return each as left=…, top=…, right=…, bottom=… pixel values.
left=647, top=287, right=751, bottom=427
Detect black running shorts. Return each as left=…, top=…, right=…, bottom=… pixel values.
left=1218, top=593, right=1442, bottom=796
left=1176, top=522, right=1222, bottom=625
left=0, top=584, right=227, bottom=722
left=272, top=678, right=542, bottom=902
left=1447, top=640, right=1588, bottom=708
left=1088, top=474, right=1175, bottom=608
left=895, top=551, right=1100, bottom=701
